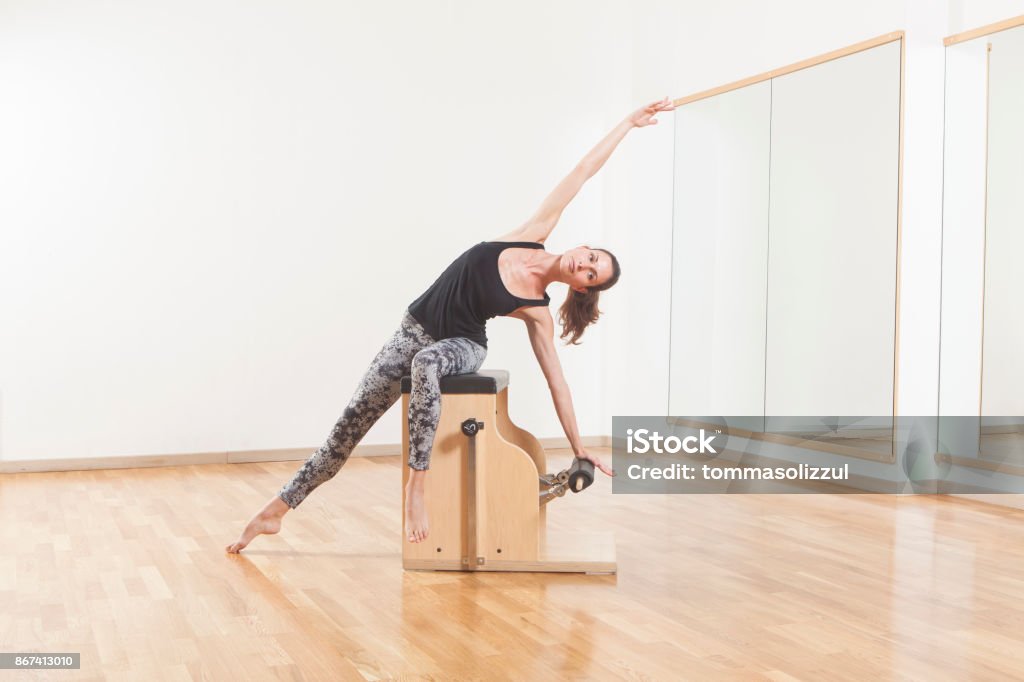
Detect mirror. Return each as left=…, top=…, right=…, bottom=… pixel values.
left=669, top=36, right=903, bottom=458
left=940, top=22, right=1024, bottom=466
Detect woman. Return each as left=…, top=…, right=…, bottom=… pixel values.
left=226, top=97, right=675, bottom=553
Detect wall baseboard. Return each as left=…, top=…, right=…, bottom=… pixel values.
left=0, top=435, right=612, bottom=474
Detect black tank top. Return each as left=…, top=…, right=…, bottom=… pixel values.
left=407, top=241, right=550, bottom=348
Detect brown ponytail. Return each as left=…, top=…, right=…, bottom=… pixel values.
left=557, top=248, right=621, bottom=345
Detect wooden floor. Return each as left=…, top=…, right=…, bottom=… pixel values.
left=3, top=448, right=1024, bottom=681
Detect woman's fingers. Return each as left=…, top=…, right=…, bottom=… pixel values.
left=588, top=456, right=615, bottom=477
left=577, top=449, right=615, bottom=477
left=642, top=100, right=674, bottom=118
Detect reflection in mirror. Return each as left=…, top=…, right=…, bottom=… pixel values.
left=764, top=40, right=901, bottom=456
left=981, top=26, right=1024, bottom=462
left=940, top=23, right=1024, bottom=467
left=668, top=81, right=770, bottom=434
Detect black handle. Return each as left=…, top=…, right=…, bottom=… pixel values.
left=567, top=457, right=595, bottom=493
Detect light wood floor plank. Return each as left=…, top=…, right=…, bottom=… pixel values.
left=3, top=449, right=1024, bottom=679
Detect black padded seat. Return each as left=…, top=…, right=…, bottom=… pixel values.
left=400, top=369, right=509, bottom=395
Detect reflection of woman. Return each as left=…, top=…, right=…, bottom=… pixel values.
left=226, top=97, right=675, bottom=553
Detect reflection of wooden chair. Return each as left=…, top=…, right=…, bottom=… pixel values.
left=400, top=370, right=616, bottom=573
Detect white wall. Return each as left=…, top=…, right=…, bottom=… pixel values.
left=948, top=0, right=1024, bottom=32
left=4, top=0, right=1022, bottom=463
left=0, top=0, right=626, bottom=460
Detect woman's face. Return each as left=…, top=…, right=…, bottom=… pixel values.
left=561, top=245, right=613, bottom=293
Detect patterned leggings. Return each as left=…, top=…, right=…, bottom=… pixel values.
left=277, top=310, right=487, bottom=509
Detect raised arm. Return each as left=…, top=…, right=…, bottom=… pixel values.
left=511, top=306, right=614, bottom=476
left=499, top=97, right=675, bottom=244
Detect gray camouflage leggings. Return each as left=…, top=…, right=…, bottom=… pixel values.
left=277, top=309, right=487, bottom=509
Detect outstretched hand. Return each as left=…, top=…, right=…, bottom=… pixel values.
left=576, top=448, right=615, bottom=477
left=628, top=97, right=675, bottom=128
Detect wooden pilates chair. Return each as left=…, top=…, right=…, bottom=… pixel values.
left=400, top=370, right=616, bottom=573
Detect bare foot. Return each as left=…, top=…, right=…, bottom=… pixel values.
left=404, top=485, right=429, bottom=543
left=226, top=495, right=291, bottom=553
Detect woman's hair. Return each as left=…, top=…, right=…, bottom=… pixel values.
left=557, top=248, right=621, bottom=345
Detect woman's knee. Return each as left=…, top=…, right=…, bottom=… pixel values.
left=411, top=347, right=444, bottom=380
